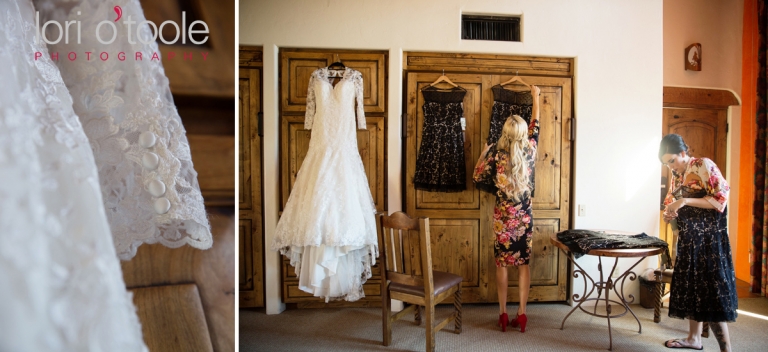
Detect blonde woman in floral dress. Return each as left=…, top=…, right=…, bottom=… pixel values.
left=473, top=114, right=539, bottom=333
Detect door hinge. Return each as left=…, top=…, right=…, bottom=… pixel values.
left=569, top=117, right=575, bottom=142
left=257, top=112, right=263, bottom=137
left=726, top=123, right=729, bottom=133
left=402, top=113, right=408, bottom=139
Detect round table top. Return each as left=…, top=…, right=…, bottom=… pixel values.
left=549, top=230, right=666, bottom=258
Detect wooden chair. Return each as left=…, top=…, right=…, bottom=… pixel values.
left=376, top=212, right=463, bottom=352
left=653, top=217, right=709, bottom=337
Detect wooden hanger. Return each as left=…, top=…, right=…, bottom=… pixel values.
left=429, top=69, right=458, bottom=87
left=499, top=70, right=530, bottom=88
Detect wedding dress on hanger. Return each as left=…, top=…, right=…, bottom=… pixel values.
left=272, top=67, right=378, bottom=302
left=0, top=0, right=212, bottom=350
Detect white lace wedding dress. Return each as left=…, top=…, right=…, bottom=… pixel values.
left=272, top=67, right=378, bottom=302
left=0, top=0, right=211, bottom=350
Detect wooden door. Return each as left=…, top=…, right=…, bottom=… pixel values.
left=662, top=108, right=727, bottom=176
left=405, top=72, right=571, bottom=303
left=239, top=48, right=264, bottom=308
left=278, top=49, right=387, bottom=305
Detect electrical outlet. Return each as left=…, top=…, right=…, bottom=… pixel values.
left=578, top=204, right=586, bottom=217
left=612, top=264, right=620, bottom=278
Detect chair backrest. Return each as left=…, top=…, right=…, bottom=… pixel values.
left=376, top=212, right=434, bottom=297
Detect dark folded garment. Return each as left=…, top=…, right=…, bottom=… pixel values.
left=556, top=229, right=670, bottom=264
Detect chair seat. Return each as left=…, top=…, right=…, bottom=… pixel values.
left=390, top=271, right=463, bottom=297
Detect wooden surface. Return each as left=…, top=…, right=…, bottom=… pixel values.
left=121, top=208, right=235, bottom=352
left=403, top=52, right=574, bottom=77
left=278, top=49, right=388, bottom=305
left=550, top=234, right=666, bottom=257
left=188, top=134, right=235, bottom=206
left=238, top=47, right=265, bottom=308
left=130, top=284, right=214, bottom=352
left=139, top=0, right=234, bottom=98
left=663, top=86, right=739, bottom=109
left=404, top=63, right=572, bottom=303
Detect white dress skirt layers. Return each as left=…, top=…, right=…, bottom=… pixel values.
left=0, top=1, right=146, bottom=350
left=272, top=67, right=378, bottom=302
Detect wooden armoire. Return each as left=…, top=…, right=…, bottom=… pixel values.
left=278, top=48, right=388, bottom=307
left=403, top=52, right=573, bottom=303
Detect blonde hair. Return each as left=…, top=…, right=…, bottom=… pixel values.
left=496, top=115, right=530, bottom=201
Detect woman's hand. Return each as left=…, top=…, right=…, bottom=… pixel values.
left=663, top=199, right=686, bottom=221
left=481, top=143, right=494, bottom=157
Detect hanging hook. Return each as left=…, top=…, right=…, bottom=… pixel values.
left=442, top=69, right=445, bottom=76
left=516, top=69, right=519, bottom=76
left=334, top=53, right=340, bottom=63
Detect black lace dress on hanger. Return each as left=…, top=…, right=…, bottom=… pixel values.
left=476, top=85, right=536, bottom=194
left=413, top=86, right=467, bottom=192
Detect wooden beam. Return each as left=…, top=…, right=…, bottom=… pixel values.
left=404, top=52, right=573, bottom=77
left=663, top=87, right=740, bottom=109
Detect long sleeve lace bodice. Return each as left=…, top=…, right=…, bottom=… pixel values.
left=304, top=67, right=366, bottom=130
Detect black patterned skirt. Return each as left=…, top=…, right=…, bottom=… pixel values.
left=413, top=87, right=467, bottom=192
left=668, top=205, right=738, bottom=322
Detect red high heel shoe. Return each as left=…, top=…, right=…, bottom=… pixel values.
left=498, top=313, right=508, bottom=332
left=509, top=314, right=528, bottom=333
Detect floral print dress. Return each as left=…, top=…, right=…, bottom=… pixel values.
left=664, top=157, right=738, bottom=322
left=473, top=118, right=539, bottom=267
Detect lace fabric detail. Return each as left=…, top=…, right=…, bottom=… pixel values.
left=305, top=67, right=366, bottom=130
left=0, top=1, right=146, bottom=350
left=35, top=0, right=212, bottom=260
left=413, top=90, right=467, bottom=192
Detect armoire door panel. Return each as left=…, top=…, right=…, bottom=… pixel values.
left=239, top=47, right=264, bottom=308
left=291, top=60, right=327, bottom=103
left=531, top=86, right=563, bottom=211
left=427, top=219, right=480, bottom=287
left=530, top=219, right=560, bottom=286
left=238, top=70, right=253, bottom=210
left=281, top=50, right=387, bottom=113
left=356, top=117, right=386, bottom=211
left=239, top=219, right=253, bottom=291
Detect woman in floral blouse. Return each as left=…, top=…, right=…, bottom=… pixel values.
left=659, top=134, right=737, bottom=352
left=473, top=114, right=538, bottom=333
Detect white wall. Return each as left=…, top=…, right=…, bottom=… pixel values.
left=240, top=0, right=664, bottom=313
left=663, top=0, right=744, bottom=256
